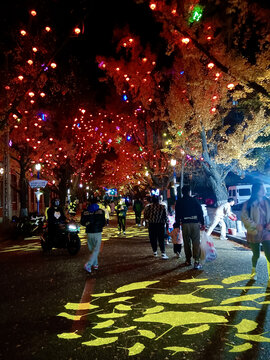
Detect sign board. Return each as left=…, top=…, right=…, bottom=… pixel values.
left=29, top=180, right=48, bottom=188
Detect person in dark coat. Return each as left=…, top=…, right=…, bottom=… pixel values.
left=133, top=198, right=144, bottom=226
left=80, top=198, right=106, bottom=273
left=47, top=198, right=66, bottom=239
left=175, top=185, right=205, bottom=269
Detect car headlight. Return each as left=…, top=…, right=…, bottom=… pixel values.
left=68, top=224, right=77, bottom=230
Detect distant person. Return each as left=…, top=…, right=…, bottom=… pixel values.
left=241, top=182, right=270, bottom=284
left=80, top=198, right=106, bottom=274
left=175, top=185, right=205, bottom=269
left=144, top=195, right=169, bottom=259
left=116, top=199, right=128, bottom=235
left=169, top=223, right=183, bottom=258
left=133, top=198, right=144, bottom=226
left=110, top=200, right=115, bottom=214
left=207, top=198, right=236, bottom=240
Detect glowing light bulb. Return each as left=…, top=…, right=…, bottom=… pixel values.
left=211, top=107, right=216, bottom=113
left=142, top=58, right=147, bottom=62
left=50, top=62, right=57, bottom=68
left=30, top=10, right=37, bottom=16
left=227, top=83, right=235, bottom=90
left=150, top=3, right=156, bottom=10
left=40, top=92, right=46, bottom=97
left=18, top=75, right=24, bottom=81
left=32, top=47, right=38, bottom=52
left=45, top=26, right=51, bottom=32
left=20, top=30, right=27, bottom=36
left=74, top=27, right=81, bottom=35
left=27, top=60, right=33, bottom=65
left=181, top=38, right=190, bottom=44
left=207, top=62, right=215, bottom=69
left=28, top=92, right=35, bottom=97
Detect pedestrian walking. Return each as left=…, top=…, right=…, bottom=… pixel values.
left=116, top=198, right=128, bottom=235
left=175, top=185, right=205, bottom=269
left=110, top=200, right=115, bottom=215
left=133, top=198, right=144, bottom=226
left=143, top=195, right=169, bottom=259
left=241, top=182, right=270, bottom=284
left=168, top=223, right=183, bottom=258
left=80, top=198, right=106, bottom=274
left=207, top=198, right=236, bottom=240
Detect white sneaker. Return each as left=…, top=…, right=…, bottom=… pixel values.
left=153, top=251, right=158, bottom=257
left=138, top=224, right=141, bottom=227
left=123, top=232, right=126, bottom=235
left=161, top=253, right=169, bottom=260
left=220, top=236, right=228, bottom=240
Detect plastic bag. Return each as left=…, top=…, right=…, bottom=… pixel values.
left=200, top=231, right=217, bottom=262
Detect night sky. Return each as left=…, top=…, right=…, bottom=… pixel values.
left=0, top=0, right=162, bottom=100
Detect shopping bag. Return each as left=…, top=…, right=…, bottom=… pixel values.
left=200, top=231, right=217, bottom=262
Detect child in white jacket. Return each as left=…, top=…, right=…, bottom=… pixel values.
left=169, top=223, right=183, bottom=258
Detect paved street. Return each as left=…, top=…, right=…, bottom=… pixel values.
left=1, top=212, right=270, bottom=360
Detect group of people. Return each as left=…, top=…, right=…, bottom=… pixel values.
left=47, top=182, right=270, bottom=285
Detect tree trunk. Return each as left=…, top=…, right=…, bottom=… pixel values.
left=19, top=161, right=29, bottom=217
left=201, top=127, right=228, bottom=206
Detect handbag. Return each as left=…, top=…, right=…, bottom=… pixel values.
left=200, top=231, right=217, bottom=262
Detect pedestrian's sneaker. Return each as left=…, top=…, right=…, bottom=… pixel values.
left=138, top=224, right=141, bottom=227
left=161, top=253, right=169, bottom=260
left=194, top=262, right=202, bottom=270
left=84, top=263, right=91, bottom=274
left=220, top=236, right=228, bottom=240
left=93, top=265, right=99, bottom=270
left=123, top=231, right=126, bottom=235
left=153, top=251, right=158, bottom=257
left=176, top=252, right=180, bottom=258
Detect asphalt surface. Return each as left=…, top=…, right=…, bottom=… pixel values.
left=1, top=212, right=270, bottom=360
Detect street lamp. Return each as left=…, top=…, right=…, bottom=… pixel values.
left=35, top=163, right=41, bottom=179
left=170, top=159, right=177, bottom=199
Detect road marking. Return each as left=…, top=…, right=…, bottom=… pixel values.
left=71, top=242, right=104, bottom=334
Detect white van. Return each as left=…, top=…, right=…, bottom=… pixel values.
left=228, top=184, right=270, bottom=204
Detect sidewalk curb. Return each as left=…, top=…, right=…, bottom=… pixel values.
left=210, top=230, right=250, bottom=248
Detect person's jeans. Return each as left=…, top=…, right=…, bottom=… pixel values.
left=86, top=232, right=102, bottom=267
left=118, top=216, right=126, bottom=232
left=135, top=211, right=142, bottom=225
left=182, top=223, right=201, bottom=262
left=148, top=223, right=165, bottom=253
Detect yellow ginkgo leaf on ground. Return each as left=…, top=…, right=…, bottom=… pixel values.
left=222, top=274, right=253, bottom=284
left=221, top=293, right=268, bottom=305
left=164, top=346, right=194, bottom=354
left=127, top=342, right=145, bottom=356
left=143, top=306, right=164, bottom=314
left=234, top=319, right=258, bottom=333
left=116, top=281, right=159, bottom=293
left=259, top=301, right=270, bottom=304
left=138, top=330, right=156, bottom=339
left=65, top=302, right=99, bottom=310
left=114, top=304, right=132, bottom=311
left=92, top=320, right=115, bottom=329
left=153, top=293, right=213, bottom=304
left=228, top=343, right=253, bottom=352
left=109, top=296, right=135, bottom=303
left=105, top=326, right=137, bottom=334
left=197, top=285, right=224, bottom=289
left=229, top=286, right=264, bottom=290
left=236, top=334, right=270, bottom=343
left=57, top=332, right=82, bottom=339
left=97, top=312, right=127, bottom=319
left=179, top=278, right=208, bottom=283
left=202, top=306, right=259, bottom=312
left=82, top=336, right=118, bottom=346
left=183, top=324, right=210, bottom=335
left=92, top=292, right=115, bottom=297
left=57, top=312, right=81, bottom=321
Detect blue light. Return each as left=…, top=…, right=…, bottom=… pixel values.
left=180, top=71, right=184, bottom=75
left=126, top=135, right=131, bottom=141
left=122, top=94, right=128, bottom=101
left=77, top=123, right=81, bottom=128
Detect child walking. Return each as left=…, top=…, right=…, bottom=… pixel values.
left=169, top=223, right=183, bottom=258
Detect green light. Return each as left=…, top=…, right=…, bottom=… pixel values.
left=189, top=5, right=203, bottom=23
left=177, top=131, right=183, bottom=136
left=139, top=147, right=143, bottom=151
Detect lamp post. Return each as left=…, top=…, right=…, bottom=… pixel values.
left=35, top=163, right=41, bottom=214
left=170, top=159, right=177, bottom=200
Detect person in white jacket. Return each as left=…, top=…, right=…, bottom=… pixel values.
left=207, top=198, right=236, bottom=240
